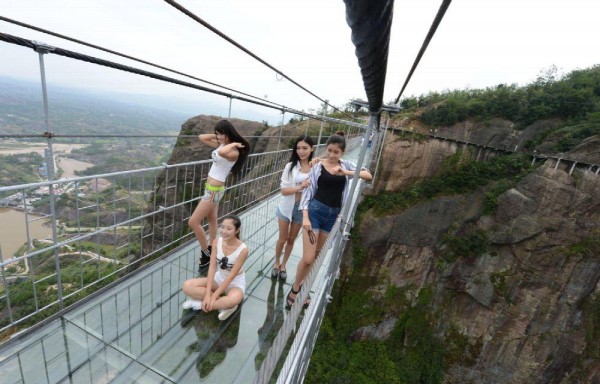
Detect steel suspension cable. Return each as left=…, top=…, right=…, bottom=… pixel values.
left=394, top=0, right=452, bottom=103
left=0, top=16, right=281, bottom=110
left=0, top=32, right=367, bottom=129
left=162, top=0, right=356, bottom=120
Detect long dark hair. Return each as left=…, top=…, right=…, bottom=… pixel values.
left=288, top=135, right=315, bottom=176
left=214, top=120, right=250, bottom=175
left=327, top=134, right=346, bottom=151
left=221, top=214, right=242, bottom=239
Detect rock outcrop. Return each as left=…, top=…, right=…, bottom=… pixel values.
left=348, top=136, right=600, bottom=383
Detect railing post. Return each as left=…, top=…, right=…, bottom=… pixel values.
left=36, top=43, right=64, bottom=308
left=228, top=96, right=233, bottom=118
left=277, top=111, right=285, bottom=151
left=317, top=103, right=327, bottom=148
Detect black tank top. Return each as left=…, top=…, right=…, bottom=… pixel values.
left=314, top=166, right=346, bottom=208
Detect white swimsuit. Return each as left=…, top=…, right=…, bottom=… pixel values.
left=215, top=237, right=247, bottom=293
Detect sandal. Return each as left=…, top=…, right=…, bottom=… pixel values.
left=285, top=284, right=302, bottom=310
left=278, top=269, right=287, bottom=281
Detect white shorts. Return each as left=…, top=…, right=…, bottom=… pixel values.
left=215, top=271, right=246, bottom=295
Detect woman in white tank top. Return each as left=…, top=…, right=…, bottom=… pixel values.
left=188, top=120, right=249, bottom=273
left=182, top=214, right=248, bottom=321
left=272, top=135, right=315, bottom=281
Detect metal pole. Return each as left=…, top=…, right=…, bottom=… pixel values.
left=37, top=49, right=64, bottom=308
left=228, top=97, right=232, bottom=118
left=277, top=111, right=284, bottom=151
left=317, top=104, right=327, bottom=147
left=339, top=112, right=377, bottom=221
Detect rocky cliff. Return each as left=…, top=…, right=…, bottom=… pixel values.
left=140, top=115, right=334, bottom=256
left=140, top=115, right=267, bottom=255
left=338, top=132, right=600, bottom=383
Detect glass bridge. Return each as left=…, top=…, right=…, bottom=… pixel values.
left=0, top=140, right=377, bottom=383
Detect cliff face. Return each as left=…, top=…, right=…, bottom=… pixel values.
left=348, top=136, right=600, bottom=383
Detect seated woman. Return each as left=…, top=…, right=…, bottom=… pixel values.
left=182, top=214, right=248, bottom=321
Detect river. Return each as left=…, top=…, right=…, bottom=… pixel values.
left=0, top=208, right=53, bottom=260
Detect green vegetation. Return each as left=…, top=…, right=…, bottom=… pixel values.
left=307, top=287, right=444, bottom=384
left=582, top=294, right=600, bottom=359
left=566, top=234, right=600, bottom=259
left=483, top=179, right=515, bottom=214
left=360, top=152, right=531, bottom=217
left=400, top=65, right=600, bottom=151
left=441, top=227, right=489, bottom=261
left=69, top=139, right=169, bottom=188
left=0, top=152, right=43, bottom=195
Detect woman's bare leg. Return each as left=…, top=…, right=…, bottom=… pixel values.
left=274, top=219, right=290, bottom=269
left=188, top=199, right=215, bottom=250
left=280, top=222, right=302, bottom=272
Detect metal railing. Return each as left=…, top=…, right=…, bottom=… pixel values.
left=0, top=147, right=293, bottom=335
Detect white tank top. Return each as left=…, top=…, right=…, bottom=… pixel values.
left=294, top=170, right=309, bottom=186
left=216, top=237, right=247, bottom=272
left=208, top=145, right=236, bottom=182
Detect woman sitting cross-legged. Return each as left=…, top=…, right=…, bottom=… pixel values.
left=182, top=214, right=248, bottom=321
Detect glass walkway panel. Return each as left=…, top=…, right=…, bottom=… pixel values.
left=0, top=143, right=371, bottom=383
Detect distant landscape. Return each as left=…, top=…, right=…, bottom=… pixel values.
left=0, top=76, right=187, bottom=137
left=0, top=77, right=189, bottom=189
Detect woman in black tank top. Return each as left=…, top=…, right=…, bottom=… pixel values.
left=286, top=134, right=372, bottom=309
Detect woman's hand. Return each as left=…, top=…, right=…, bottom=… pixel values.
left=300, top=178, right=311, bottom=189
left=302, top=216, right=311, bottom=232
left=309, top=158, right=321, bottom=167
left=233, top=142, right=245, bottom=149
left=202, top=293, right=212, bottom=312
left=204, top=295, right=218, bottom=312
left=331, top=166, right=346, bottom=176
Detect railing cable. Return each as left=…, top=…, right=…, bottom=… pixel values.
left=0, top=16, right=284, bottom=110
left=162, top=0, right=357, bottom=121
left=0, top=32, right=367, bottom=129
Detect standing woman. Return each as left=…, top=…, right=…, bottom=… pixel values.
left=286, top=134, right=372, bottom=308
left=272, top=135, right=315, bottom=281
left=189, top=119, right=249, bottom=272
left=182, top=214, right=248, bottom=321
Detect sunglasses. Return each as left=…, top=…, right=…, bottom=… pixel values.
left=308, top=230, right=316, bottom=245
left=219, top=256, right=229, bottom=270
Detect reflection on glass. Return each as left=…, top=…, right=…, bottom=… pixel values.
left=180, top=306, right=242, bottom=379
left=255, top=279, right=285, bottom=370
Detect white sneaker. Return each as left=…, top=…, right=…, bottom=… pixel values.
left=218, top=305, right=238, bottom=321
left=182, top=299, right=202, bottom=310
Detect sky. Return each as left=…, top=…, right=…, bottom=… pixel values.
left=1, top=0, right=599, bottom=124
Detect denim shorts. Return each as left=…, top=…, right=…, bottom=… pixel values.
left=276, top=201, right=303, bottom=224
left=201, top=184, right=225, bottom=203
left=308, top=199, right=340, bottom=233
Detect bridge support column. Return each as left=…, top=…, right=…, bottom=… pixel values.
left=554, top=158, right=562, bottom=170
left=569, top=162, right=577, bottom=175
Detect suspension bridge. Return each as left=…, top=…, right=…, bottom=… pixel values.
left=1, top=1, right=598, bottom=383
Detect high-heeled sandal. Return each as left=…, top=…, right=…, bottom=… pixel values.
left=285, top=284, right=302, bottom=310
